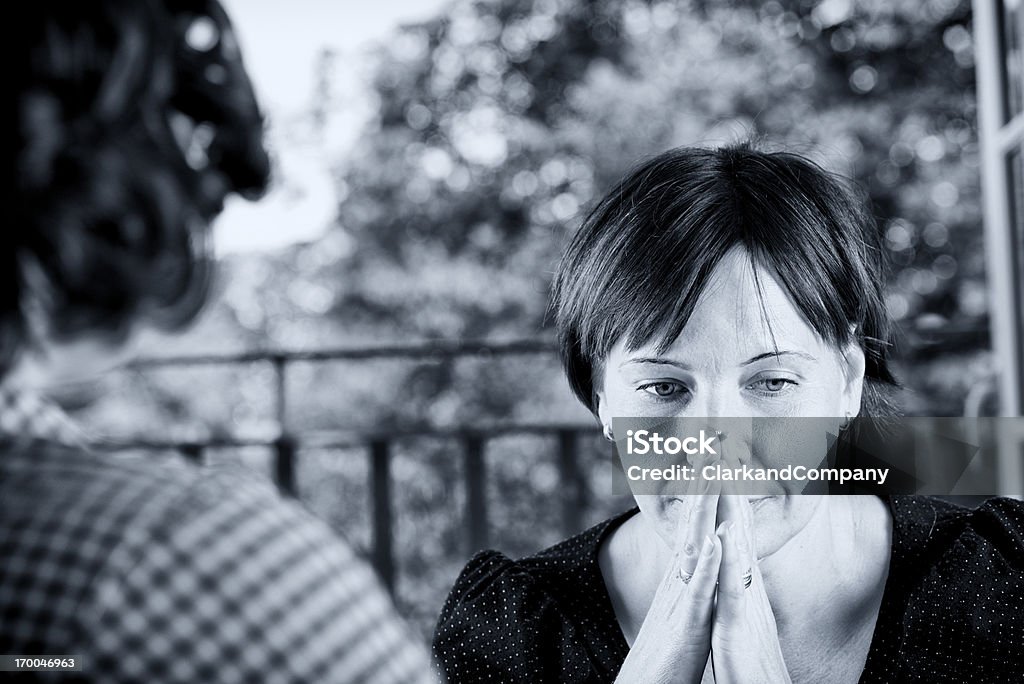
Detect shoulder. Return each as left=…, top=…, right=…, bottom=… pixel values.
left=0, top=444, right=211, bottom=656
left=88, top=464, right=430, bottom=683
left=0, top=443, right=216, bottom=644
left=437, top=509, right=637, bottom=627
left=889, top=495, right=1024, bottom=573
left=0, top=443, right=430, bottom=683
left=438, top=508, right=635, bottom=617
left=434, top=511, right=635, bottom=683
left=0, top=443, right=306, bottom=590
left=886, top=496, right=1024, bottom=678
left=436, top=548, right=555, bottom=637
left=433, top=549, right=562, bottom=683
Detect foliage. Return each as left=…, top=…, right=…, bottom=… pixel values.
left=325, top=0, right=990, bottom=417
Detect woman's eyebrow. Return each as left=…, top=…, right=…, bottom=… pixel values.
left=619, top=357, right=693, bottom=370
left=741, top=350, right=817, bottom=365
left=620, top=350, right=816, bottom=370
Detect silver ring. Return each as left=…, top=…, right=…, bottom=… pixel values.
left=677, top=568, right=694, bottom=584
left=742, top=568, right=753, bottom=590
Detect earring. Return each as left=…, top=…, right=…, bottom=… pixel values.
left=603, top=424, right=615, bottom=442
left=840, top=411, right=854, bottom=430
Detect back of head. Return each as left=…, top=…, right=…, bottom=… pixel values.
left=4, top=0, right=271, bottom=378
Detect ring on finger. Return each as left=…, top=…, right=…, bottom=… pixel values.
left=741, top=567, right=753, bottom=590
left=677, top=568, right=694, bottom=584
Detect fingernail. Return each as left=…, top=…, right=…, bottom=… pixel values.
left=703, top=535, right=715, bottom=556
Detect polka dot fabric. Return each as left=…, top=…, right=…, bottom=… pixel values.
left=433, top=510, right=632, bottom=683
left=434, top=497, right=1024, bottom=683
left=861, top=496, right=1024, bottom=683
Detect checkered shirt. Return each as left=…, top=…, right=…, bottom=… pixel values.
left=0, top=390, right=435, bottom=683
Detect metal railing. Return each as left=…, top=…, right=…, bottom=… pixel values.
left=103, top=324, right=999, bottom=591
left=109, top=339, right=596, bottom=593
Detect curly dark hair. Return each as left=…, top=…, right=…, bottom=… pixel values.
left=4, top=0, right=270, bottom=377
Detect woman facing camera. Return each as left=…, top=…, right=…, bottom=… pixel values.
left=434, top=145, right=1024, bottom=683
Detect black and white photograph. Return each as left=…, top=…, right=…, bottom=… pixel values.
left=2, top=0, right=1023, bottom=682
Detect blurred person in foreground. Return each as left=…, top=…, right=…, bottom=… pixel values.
left=434, top=144, right=1024, bottom=682
left=1, top=2, right=432, bottom=682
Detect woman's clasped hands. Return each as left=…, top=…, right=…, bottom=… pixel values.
left=615, top=480, right=791, bottom=684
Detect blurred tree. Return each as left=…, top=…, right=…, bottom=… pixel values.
left=321, top=0, right=986, bottom=416
left=334, top=0, right=637, bottom=333
left=91, top=0, right=988, bottom=434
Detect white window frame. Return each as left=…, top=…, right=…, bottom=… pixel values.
left=973, top=0, right=1024, bottom=494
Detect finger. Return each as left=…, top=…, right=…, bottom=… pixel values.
left=716, top=489, right=758, bottom=564
left=734, top=511, right=756, bottom=594
left=735, top=495, right=756, bottom=565
left=715, top=484, right=743, bottom=530
left=677, top=459, right=703, bottom=501
left=640, top=534, right=720, bottom=684
left=677, top=478, right=721, bottom=575
left=715, top=521, right=748, bottom=619
left=657, top=532, right=719, bottom=627
left=680, top=533, right=721, bottom=626
left=737, top=560, right=780, bottom=649
left=748, top=553, right=773, bottom=612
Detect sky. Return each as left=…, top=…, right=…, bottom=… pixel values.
left=214, top=0, right=450, bottom=254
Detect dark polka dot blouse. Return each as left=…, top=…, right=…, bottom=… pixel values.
left=433, top=496, right=1024, bottom=683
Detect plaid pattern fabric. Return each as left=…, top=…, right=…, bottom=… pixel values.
left=0, top=392, right=435, bottom=683
left=0, top=391, right=86, bottom=449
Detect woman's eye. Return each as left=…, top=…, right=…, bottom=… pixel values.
left=748, top=377, right=796, bottom=393
left=638, top=381, right=686, bottom=398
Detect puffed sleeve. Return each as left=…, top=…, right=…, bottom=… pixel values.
left=433, top=551, right=594, bottom=683
left=899, top=496, right=1024, bottom=680
left=969, top=496, right=1024, bottom=563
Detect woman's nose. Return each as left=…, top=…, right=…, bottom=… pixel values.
left=682, top=391, right=755, bottom=465
left=684, top=388, right=746, bottom=418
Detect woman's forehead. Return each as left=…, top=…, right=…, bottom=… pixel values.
left=620, top=248, right=829, bottom=363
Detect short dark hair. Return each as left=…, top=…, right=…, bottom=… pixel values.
left=551, top=143, right=898, bottom=416
left=3, top=0, right=270, bottom=378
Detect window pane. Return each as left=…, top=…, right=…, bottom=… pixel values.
left=1008, top=144, right=1024, bottom=395
left=1003, top=0, right=1024, bottom=120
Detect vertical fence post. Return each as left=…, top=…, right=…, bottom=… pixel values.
left=273, top=354, right=287, bottom=428
left=557, top=429, right=585, bottom=537
left=463, top=433, right=488, bottom=555
left=180, top=444, right=205, bottom=465
left=271, top=355, right=297, bottom=496
left=370, top=439, right=395, bottom=594
left=274, top=436, right=297, bottom=497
